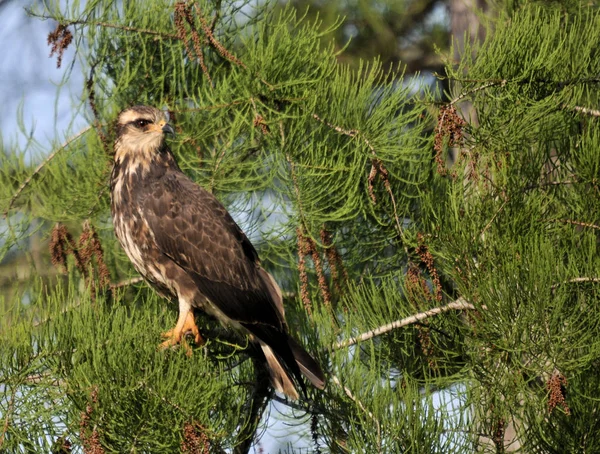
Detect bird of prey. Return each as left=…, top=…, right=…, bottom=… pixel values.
left=110, top=105, right=325, bottom=399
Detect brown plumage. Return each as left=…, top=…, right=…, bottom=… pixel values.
left=110, top=105, right=325, bottom=399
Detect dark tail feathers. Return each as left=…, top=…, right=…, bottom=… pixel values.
left=288, top=336, right=326, bottom=390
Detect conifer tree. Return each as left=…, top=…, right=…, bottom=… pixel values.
left=2, top=0, right=600, bottom=452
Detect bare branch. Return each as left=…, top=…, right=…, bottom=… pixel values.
left=4, top=126, right=93, bottom=217
left=564, top=105, right=600, bottom=117
left=30, top=13, right=179, bottom=39
left=110, top=276, right=144, bottom=290
left=549, top=219, right=600, bottom=230
left=333, top=297, right=482, bottom=350
left=449, top=80, right=507, bottom=106
left=478, top=198, right=508, bottom=241
left=551, top=277, right=600, bottom=290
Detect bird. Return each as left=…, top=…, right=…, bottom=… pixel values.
left=110, top=105, right=325, bottom=399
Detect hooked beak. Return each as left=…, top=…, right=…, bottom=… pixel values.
left=162, top=123, right=175, bottom=136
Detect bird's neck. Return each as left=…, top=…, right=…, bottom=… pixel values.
left=110, top=143, right=181, bottom=211
left=113, top=142, right=180, bottom=180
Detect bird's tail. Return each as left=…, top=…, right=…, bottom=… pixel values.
left=260, top=341, right=300, bottom=399
left=288, top=337, right=326, bottom=390
left=259, top=338, right=325, bottom=400
left=256, top=268, right=326, bottom=397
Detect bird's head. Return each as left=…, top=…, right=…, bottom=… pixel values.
left=115, top=105, right=174, bottom=161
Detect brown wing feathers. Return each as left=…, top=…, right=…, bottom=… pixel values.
left=141, top=167, right=324, bottom=393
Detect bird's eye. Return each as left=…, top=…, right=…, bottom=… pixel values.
left=135, top=119, right=151, bottom=128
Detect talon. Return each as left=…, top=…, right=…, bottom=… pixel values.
left=161, top=328, right=174, bottom=339
left=159, top=311, right=204, bottom=356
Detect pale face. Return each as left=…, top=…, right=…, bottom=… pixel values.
left=116, top=106, right=173, bottom=156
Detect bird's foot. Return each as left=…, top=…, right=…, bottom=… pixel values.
left=160, top=311, right=204, bottom=356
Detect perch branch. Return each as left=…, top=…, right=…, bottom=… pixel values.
left=564, top=105, right=600, bottom=117
left=549, top=219, right=600, bottom=230
left=551, top=277, right=600, bottom=290
left=333, top=297, right=482, bottom=350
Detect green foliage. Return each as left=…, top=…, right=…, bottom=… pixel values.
left=278, top=0, right=449, bottom=75
left=434, top=3, right=600, bottom=449
left=3, top=0, right=600, bottom=452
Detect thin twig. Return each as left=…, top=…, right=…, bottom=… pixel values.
left=333, top=297, right=482, bottom=350
left=449, top=80, right=507, bottom=106
left=182, top=101, right=244, bottom=111
left=311, top=113, right=405, bottom=240
left=86, top=187, right=109, bottom=217
left=86, top=63, right=110, bottom=155
left=271, top=394, right=313, bottom=412
left=208, top=137, right=234, bottom=192
left=564, top=105, right=600, bottom=117
left=140, top=381, right=189, bottom=414
left=283, top=122, right=315, bottom=315
left=551, top=277, right=600, bottom=290
left=176, top=1, right=213, bottom=86
left=32, top=300, right=85, bottom=329
left=22, top=373, right=65, bottom=387
left=4, top=126, right=93, bottom=217
left=312, top=113, right=358, bottom=137
left=195, top=4, right=276, bottom=90
left=196, top=5, right=246, bottom=69
left=110, top=276, right=144, bottom=289
left=331, top=374, right=382, bottom=453
left=549, top=219, right=600, bottom=230
left=381, top=166, right=405, bottom=240
left=30, top=14, right=179, bottom=39
left=233, top=357, right=271, bottom=454
left=478, top=198, right=508, bottom=241
left=524, top=180, right=576, bottom=191
left=209, top=0, right=221, bottom=33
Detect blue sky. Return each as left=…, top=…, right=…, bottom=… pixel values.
left=0, top=0, right=85, bottom=159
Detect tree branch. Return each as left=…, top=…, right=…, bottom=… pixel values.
left=563, top=104, right=600, bottom=117
left=29, top=13, right=180, bottom=39
left=549, top=218, right=600, bottom=230
left=109, top=276, right=144, bottom=289
left=551, top=277, right=600, bottom=290
left=0, top=386, right=16, bottom=449
left=333, top=297, right=482, bottom=350
left=449, top=80, right=507, bottom=105
left=478, top=198, right=508, bottom=240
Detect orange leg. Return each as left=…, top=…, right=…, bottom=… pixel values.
left=160, top=309, right=204, bottom=355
